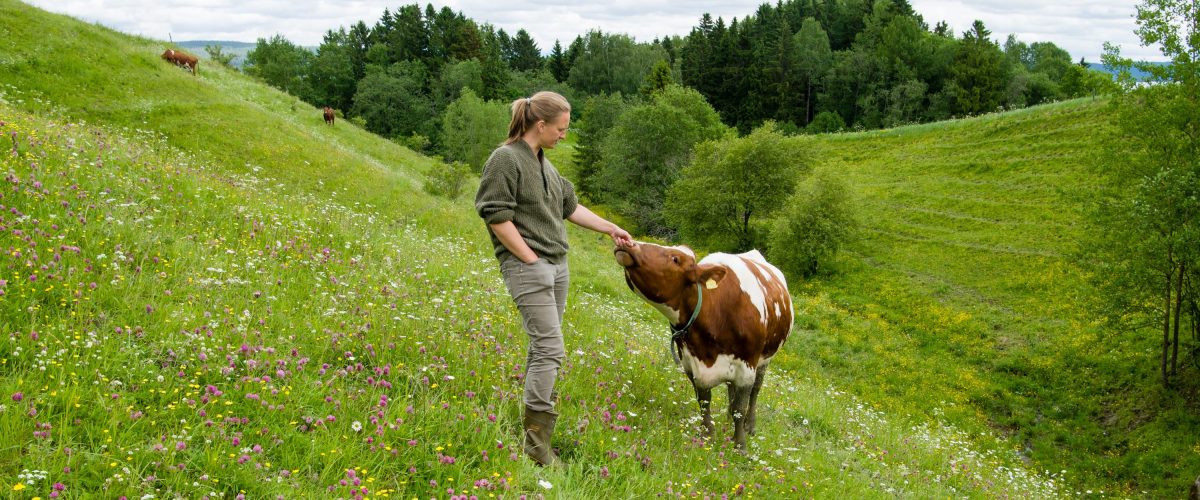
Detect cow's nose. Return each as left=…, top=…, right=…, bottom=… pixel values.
left=614, top=248, right=635, bottom=268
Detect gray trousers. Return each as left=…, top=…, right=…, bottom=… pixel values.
left=499, top=256, right=569, bottom=413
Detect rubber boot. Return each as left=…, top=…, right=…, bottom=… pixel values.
left=523, top=407, right=561, bottom=467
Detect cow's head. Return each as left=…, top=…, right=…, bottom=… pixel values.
left=614, top=242, right=727, bottom=305
left=161, top=49, right=174, bottom=59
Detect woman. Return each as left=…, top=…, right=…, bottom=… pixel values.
left=475, top=91, right=633, bottom=466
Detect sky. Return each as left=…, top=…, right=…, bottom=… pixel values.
left=25, top=0, right=1165, bottom=63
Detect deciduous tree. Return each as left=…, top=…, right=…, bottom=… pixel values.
left=595, top=85, right=728, bottom=237
left=665, top=122, right=805, bottom=251
left=441, top=88, right=508, bottom=172
left=245, top=34, right=313, bottom=98
left=1091, top=0, right=1200, bottom=386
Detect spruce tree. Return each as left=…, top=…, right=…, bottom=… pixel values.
left=951, top=20, right=1007, bottom=115
left=510, top=29, right=543, bottom=72
left=548, top=40, right=569, bottom=82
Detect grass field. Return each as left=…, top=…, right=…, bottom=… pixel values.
left=1, top=0, right=1196, bottom=497
left=783, top=100, right=1200, bottom=496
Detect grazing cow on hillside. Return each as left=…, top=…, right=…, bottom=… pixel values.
left=323, top=107, right=335, bottom=126
left=614, top=242, right=792, bottom=449
left=161, top=49, right=198, bottom=75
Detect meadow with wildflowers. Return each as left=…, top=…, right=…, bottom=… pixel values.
left=0, top=0, right=1193, bottom=498
left=0, top=81, right=1060, bottom=498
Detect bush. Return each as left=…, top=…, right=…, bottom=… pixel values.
left=397, top=133, right=432, bottom=155
left=806, top=111, right=845, bottom=134
left=768, top=168, right=857, bottom=278
left=422, top=159, right=471, bottom=199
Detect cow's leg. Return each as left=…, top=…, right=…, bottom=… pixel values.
left=687, top=373, right=714, bottom=437
left=746, top=365, right=768, bottom=436
left=729, top=382, right=752, bottom=450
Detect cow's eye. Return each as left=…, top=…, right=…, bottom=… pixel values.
left=671, top=256, right=679, bottom=264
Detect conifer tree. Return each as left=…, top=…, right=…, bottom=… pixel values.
left=951, top=20, right=1007, bottom=115
left=510, top=29, right=543, bottom=72
left=795, top=17, right=832, bottom=124
left=548, top=40, right=569, bottom=82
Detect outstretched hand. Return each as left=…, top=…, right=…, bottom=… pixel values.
left=609, top=227, right=634, bottom=248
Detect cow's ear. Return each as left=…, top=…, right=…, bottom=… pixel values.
left=696, top=265, right=726, bottom=286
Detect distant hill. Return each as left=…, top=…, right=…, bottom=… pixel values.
left=1088, top=60, right=1171, bottom=81
left=176, top=40, right=256, bottom=69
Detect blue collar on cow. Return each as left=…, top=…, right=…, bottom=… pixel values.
left=669, top=283, right=703, bottom=363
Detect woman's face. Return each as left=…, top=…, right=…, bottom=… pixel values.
left=537, top=112, right=570, bottom=149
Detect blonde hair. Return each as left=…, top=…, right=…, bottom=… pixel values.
left=505, top=91, right=570, bottom=145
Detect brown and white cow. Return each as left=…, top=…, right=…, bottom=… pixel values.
left=614, top=242, right=792, bottom=449
left=323, top=107, right=335, bottom=125
left=161, top=49, right=198, bottom=75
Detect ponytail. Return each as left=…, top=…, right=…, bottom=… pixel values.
left=505, top=91, right=570, bottom=145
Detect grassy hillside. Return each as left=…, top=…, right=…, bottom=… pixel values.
left=0, top=1, right=1064, bottom=498
left=789, top=101, right=1200, bottom=496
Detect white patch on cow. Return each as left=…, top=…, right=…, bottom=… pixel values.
left=635, top=241, right=694, bottom=260
left=673, top=245, right=696, bottom=259
left=702, top=252, right=770, bottom=326
left=679, top=346, right=757, bottom=390
left=774, top=303, right=781, bottom=318
left=652, top=302, right=681, bottom=324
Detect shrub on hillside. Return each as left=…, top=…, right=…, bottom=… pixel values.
left=768, top=168, right=857, bottom=278
left=422, top=158, right=471, bottom=199
left=397, top=133, right=432, bottom=155
left=806, top=111, right=845, bottom=134
left=204, top=44, right=237, bottom=68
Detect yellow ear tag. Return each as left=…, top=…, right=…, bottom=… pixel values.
left=705, top=278, right=718, bottom=290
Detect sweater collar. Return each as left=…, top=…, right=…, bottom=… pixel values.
left=512, top=139, right=545, bottom=165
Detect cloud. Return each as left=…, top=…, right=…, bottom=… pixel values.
left=26, top=0, right=1163, bottom=61
left=911, top=0, right=1162, bottom=62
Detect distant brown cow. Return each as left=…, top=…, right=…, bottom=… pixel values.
left=161, top=49, right=198, bottom=75
left=323, top=107, right=335, bottom=126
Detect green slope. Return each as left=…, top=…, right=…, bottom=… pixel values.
left=786, top=101, right=1200, bottom=496
left=0, top=0, right=1180, bottom=497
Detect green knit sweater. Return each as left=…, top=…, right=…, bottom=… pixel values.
left=474, top=140, right=579, bottom=263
